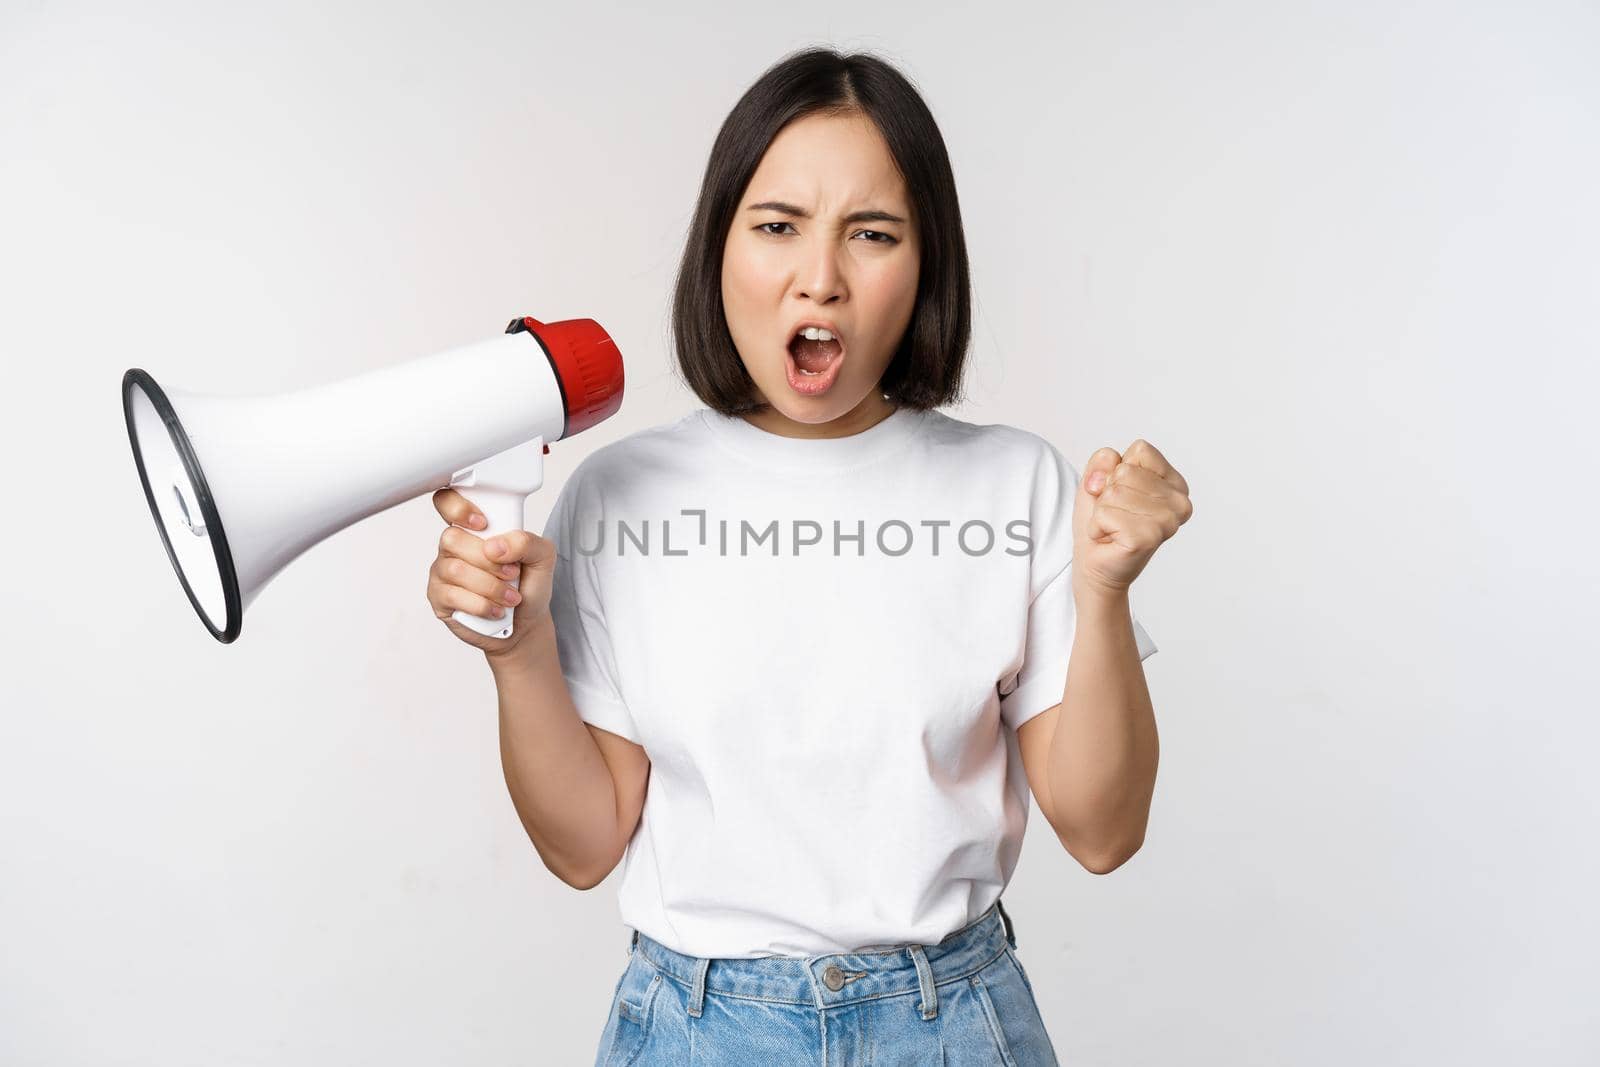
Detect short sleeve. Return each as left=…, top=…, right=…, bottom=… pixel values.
left=997, top=442, right=1159, bottom=731
left=542, top=472, right=642, bottom=745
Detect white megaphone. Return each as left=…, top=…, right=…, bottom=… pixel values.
left=122, top=315, right=624, bottom=644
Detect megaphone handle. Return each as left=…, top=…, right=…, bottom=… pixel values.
left=451, top=487, right=529, bottom=640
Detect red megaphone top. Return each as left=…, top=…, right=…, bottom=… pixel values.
left=507, top=316, right=625, bottom=439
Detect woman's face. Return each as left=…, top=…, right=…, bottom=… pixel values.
left=721, top=110, right=920, bottom=435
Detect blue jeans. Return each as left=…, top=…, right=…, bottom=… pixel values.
left=592, top=898, right=1061, bottom=1066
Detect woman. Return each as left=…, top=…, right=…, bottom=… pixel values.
left=426, top=46, right=1193, bottom=1066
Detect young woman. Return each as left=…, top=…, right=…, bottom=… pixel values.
left=426, top=47, right=1193, bottom=1067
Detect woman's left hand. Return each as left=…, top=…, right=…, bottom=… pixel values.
left=1071, top=439, right=1193, bottom=599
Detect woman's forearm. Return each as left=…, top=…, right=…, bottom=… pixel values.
left=1047, top=583, right=1160, bottom=872
left=486, top=616, right=622, bottom=889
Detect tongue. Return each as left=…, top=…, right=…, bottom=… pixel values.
left=793, top=337, right=842, bottom=372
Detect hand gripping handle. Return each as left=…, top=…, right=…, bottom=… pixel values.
left=446, top=437, right=545, bottom=640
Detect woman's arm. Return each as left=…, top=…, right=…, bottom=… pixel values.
left=1025, top=438, right=1187, bottom=872
left=1014, top=586, right=1158, bottom=875
left=487, top=615, right=647, bottom=889
left=1046, top=585, right=1158, bottom=873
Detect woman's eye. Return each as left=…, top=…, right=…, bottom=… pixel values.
left=755, top=222, right=897, bottom=244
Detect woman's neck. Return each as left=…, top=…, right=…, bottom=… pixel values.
left=739, top=392, right=897, bottom=440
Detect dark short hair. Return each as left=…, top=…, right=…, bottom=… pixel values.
left=671, top=47, right=972, bottom=415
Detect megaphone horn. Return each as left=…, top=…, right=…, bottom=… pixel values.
left=122, top=315, right=624, bottom=645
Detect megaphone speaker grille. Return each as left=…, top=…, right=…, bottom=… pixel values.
left=122, top=368, right=243, bottom=643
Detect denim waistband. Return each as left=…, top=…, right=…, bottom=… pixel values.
left=628, top=899, right=1019, bottom=1017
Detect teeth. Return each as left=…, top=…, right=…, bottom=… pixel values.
left=799, top=327, right=835, bottom=342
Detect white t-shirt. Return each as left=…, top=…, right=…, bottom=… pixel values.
left=541, top=404, right=1157, bottom=958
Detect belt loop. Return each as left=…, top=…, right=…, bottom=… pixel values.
left=629, top=929, right=639, bottom=954
left=907, top=944, right=938, bottom=1020
left=687, top=956, right=710, bottom=1018
left=996, top=897, right=1017, bottom=949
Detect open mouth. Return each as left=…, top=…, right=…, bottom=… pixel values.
left=785, top=326, right=845, bottom=395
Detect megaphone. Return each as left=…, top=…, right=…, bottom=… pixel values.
left=121, top=315, right=624, bottom=645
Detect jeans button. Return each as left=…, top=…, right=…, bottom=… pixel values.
left=822, top=964, right=845, bottom=991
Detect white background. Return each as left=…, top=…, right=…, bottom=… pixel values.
left=3, top=1, right=1596, bottom=1063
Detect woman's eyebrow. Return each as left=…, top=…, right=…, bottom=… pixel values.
left=746, top=200, right=907, bottom=225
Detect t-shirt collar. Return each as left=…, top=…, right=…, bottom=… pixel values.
left=698, top=402, right=928, bottom=473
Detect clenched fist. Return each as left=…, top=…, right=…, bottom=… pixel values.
left=1071, top=439, right=1193, bottom=599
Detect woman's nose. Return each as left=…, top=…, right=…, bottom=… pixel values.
left=796, top=244, right=846, bottom=303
